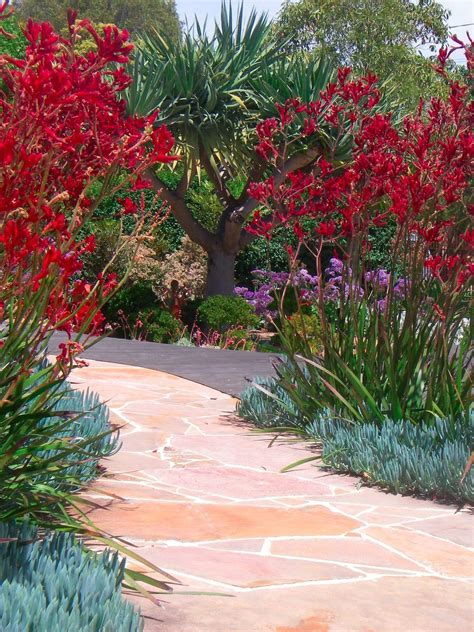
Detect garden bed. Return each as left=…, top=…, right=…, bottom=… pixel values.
left=238, top=376, right=474, bottom=504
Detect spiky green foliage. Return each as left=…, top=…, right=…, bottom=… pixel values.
left=238, top=377, right=474, bottom=503
left=127, top=15, right=350, bottom=178
left=127, top=2, right=286, bottom=170
left=38, top=384, right=119, bottom=487
left=275, top=298, right=472, bottom=425
left=0, top=368, right=118, bottom=524
left=0, top=521, right=142, bottom=631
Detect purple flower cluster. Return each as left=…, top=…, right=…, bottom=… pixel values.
left=324, top=258, right=363, bottom=301
left=393, top=277, right=410, bottom=299
left=365, top=268, right=390, bottom=288
left=293, top=268, right=320, bottom=302
left=236, top=261, right=409, bottom=318
left=326, top=259, right=409, bottom=307
left=235, top=268, right=319, bottom=319
left=234, top=285, right=276, bottom=317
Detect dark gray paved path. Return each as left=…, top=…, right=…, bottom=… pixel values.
left=50, top=333, right=276, bottom=396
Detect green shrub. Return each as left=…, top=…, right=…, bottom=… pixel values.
left=238, top=377, right=474, bottom=503
left=197, top=295, right=259, bottom=332
left=104, top=287, right=184, bottom=343
left=103, top=282, right=157, bottom=326
left=367, top=220, right=399, bottom=271
left=90, top=186, right=163, bottom=235
left=0, top=15, right=27, bottom=58
left=140, top=308, right=183, bottom=343
left=0, top=522, right=142, bottom=631
left=81, top=220, right=164, bottom=297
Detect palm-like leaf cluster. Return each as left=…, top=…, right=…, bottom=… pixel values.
left=127, top=3, right=286, bottom=172
left=126, top=3, right=345, bottom=177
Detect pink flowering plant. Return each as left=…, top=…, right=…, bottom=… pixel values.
left=247, top=38, right=473, bottom=425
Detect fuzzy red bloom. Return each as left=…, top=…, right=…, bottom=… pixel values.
left=316, top=221, right=337, bottom=238
left=120, top=197, right=137, bottom=215
left=0, top=4, right=176, bottom=350
left=247, top=37, right=472, bottom=294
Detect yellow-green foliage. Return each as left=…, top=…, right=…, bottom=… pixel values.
left=283, top=312, right=322, bottom=355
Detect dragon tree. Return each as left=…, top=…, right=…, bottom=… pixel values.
left=127, top=2, right=342, bottom=295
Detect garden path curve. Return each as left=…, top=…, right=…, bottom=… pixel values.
left=72, top=360, right=473, bottom=632
left=51, top=333, right=276, bottom=395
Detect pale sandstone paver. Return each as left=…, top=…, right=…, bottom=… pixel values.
left=72, top=360, right=473, bottom=632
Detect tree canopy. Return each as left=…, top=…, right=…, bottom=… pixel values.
left=127, top=3, right=361, bottom=295
left=277, top=0, right=450, bottom=107
left=13, top=0, right=181, bottom=39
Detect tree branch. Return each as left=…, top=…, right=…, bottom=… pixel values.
left=235, top=155, right=266, bottom=205
left=199, top=145, right=231, bottom=206
left=229, top=145, right=322, bottom=225
left=176, top=156, right=196, bottom=198
left=145, top=167, right=214, bottom=252
left=238, top=228, right=259, bottom=249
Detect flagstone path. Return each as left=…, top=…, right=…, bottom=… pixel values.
left=72, top=360, right=473, bottom=632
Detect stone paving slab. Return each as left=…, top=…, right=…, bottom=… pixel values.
left=72, top=360, right=473, bottom=632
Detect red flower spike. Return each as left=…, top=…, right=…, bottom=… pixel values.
left=120, top=197, right=137, bottom=215
left=316, top=221, right=337, bottom=238
left=246, top=35, right=472, bottom=304
left=0, top=9, right=177, bottom=351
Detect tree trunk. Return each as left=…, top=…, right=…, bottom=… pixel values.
left=205, top=247, right=237, bottom=296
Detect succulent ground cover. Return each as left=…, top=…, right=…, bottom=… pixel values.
left=238, top=374, right=473, bottom=503
left=0, top=522, right=143, bottom=631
